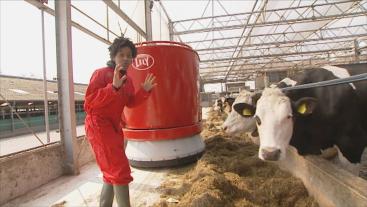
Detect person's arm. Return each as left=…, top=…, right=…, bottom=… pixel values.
left=84, top=70, right=122, bottom=110
left=124, top=78, right=151, bottom=108
left=125, top=73, right=156, bottom=107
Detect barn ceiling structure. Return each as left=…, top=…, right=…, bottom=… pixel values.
left=23, top=0, right=367, bottom=86
left=165, top=0, right=367, bottom=84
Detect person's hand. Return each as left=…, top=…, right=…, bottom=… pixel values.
left=112, top=64, right=127, bottom=89
left=141, top=73, right=157, bottom=92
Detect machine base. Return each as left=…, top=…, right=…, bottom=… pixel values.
left=126, top=134, right=205, bottom=168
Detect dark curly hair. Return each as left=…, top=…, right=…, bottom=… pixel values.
left=106, top=36, right=137, bottom=68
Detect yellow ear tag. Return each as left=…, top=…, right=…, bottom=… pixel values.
left=242, top=108, right=253, bottom=116
left=297, top=103, right=307, bottom=114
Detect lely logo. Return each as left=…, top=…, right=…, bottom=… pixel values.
left=132, top=54, right=154, bottom=70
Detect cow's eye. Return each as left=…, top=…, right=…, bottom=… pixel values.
left=287, top=114, right=293, bottom=119
left=255, top=115, right=261, bottom=125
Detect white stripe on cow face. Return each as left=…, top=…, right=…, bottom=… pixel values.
left=280, top=77, right=297, bottom=86
left=322, top=65, right=356, bottom=90
left=255, top=88, right=293, bottom=161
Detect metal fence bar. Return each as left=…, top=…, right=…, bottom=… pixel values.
left=281, top=73, right=367, bottom=91
left=0, top=93, right=45, bottom=145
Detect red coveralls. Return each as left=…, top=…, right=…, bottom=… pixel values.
left=84, top=67, right=150, bottom=185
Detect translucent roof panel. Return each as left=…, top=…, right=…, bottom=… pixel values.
left=161, top=0, right=367, bottom=83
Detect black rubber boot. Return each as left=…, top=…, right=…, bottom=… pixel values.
left=113, top=185, right=131, bottom=207
left=359, top=148, right=367, bottom=180
left=100, top=182, right=114, bottom=207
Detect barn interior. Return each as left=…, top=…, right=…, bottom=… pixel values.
left=1, top=1, right=367, bottom=207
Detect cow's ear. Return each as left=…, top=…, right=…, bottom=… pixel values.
left=294, top=97, right=317, bottom=115
left=233, top=103, right=255, bottom=118
left=251, top=92, right=262, bottom=106
left=251, top=128, right=259, bottom=137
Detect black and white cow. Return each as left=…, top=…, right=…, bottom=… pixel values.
left=223, top=97, right=236, bottom=114
left=223, top=77, right=296, bottom=136
left=213, top=97, right=236, bottom=114
left=213, top=98, right=223, bottom=112
left=222, top=90, right=257, bottom=135
left=254, top=64, right=367, bottom=164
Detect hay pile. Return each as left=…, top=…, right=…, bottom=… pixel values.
left=154, top=107, right=318, bottom=207
left=200, top=108, right=228, bottom=139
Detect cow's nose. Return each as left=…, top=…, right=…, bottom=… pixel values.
left=261, top=147, right=281, bottom=161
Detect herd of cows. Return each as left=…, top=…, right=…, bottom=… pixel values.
left=213, top=63, right=367, bottom=177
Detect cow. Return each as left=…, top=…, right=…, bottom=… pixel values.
left=253, top=65, right=367, bottom=168
left=222, top=77, right=296, bottom=137
left=222, top=90, right=257, bottom=137
left=213, top=97, right=236, bottom=113
left=213, top=98, right=223, bottom=112
left=223, top=97, right=235, bottom=114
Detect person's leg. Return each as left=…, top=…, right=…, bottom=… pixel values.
left=113, top=185, right=130, bottom=207
left=100, top=182, right=114, bottom=207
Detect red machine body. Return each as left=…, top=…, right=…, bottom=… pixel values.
left=123, top=41, right=201, bottom=141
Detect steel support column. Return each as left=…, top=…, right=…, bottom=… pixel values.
left=55, top=0, right=79, bottom=175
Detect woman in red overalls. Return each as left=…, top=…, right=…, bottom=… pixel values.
left=84, top=37, right=156, bottom=207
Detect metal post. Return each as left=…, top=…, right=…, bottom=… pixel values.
left=159, top=1, right=161, bottom=40
left=11, top=101, right=15, bottom=132
left=106, top=4, right=109, bottom=41
left=41, top=10, right=50, bottom=143
left=199, top=79, right=204, bottom=92
left=55, top=0, right=79, bottom=175
left=168, top=21, right=174, bottom=41
left=145, top=0, right=153, bottom=41
left=103, top=0, right=146, bottom=39
left=354, top=39, right=360, bottom=62
left=27, top=105, right=30, bottom=126
left=264, top=72, right=269, bottom=88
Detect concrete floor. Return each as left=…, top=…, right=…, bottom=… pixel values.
left=3, top=161, right=168, bottom=207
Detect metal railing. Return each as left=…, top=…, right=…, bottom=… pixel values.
left=281, top=73, right=367, bottom=91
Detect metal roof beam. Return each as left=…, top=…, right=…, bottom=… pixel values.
left=25, top=0, right=112, bottom=45
left=103, top=0, right=147, bottom=38
left=173, top=0, right=365, bottom=35
left=174, top=11, right=366, bottom=35
left=186, top=24, right=367, bottom=46
left=201, top=55, right=367, bottom=82
left=245, top=0, right=363, bottom=76
left=173, top=0, right=356, bottom=24
left=201, top=53, right=367, bottom=80
left=195, top=25, right=367, bottom=52
left=198, top=37, right=366, bottom=59
left=200, top=47, right=354, bottom=63
left=200, top=54, right=367, bottom=75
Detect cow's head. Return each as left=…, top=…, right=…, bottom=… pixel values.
left=213, top=99, right=223, bottom=111
left=255, top=88, right=317, bottom=161
left=222, top=90, right=260, bottom=135
left=223, top=97, right=235, bottom=114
